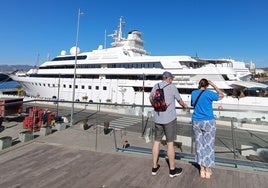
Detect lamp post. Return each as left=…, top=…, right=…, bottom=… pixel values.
left=71, top=9, right=83, bottom=126
left=56, top=74, right=61, bottom=116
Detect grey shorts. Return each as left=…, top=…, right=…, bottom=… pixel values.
left=154, top=119, right=177, bottom=142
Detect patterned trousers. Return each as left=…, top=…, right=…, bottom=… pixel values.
left=192, top=120, right=216, bottom=168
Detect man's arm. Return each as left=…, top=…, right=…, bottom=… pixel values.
left=177, top=98, right=188, bottom=108
left=149, top=96, right=154, bottom=106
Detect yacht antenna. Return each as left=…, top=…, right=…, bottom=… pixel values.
left=35, top=53, right=40, bottom=68
left=117, top=16, right=125, bottom=41
left=108, top=16, right=125, bottom=47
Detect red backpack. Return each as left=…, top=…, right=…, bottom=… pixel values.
left=153, top=83, right=170, bottom=112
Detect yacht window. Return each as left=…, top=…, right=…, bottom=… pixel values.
left=43, top=84, right=45, bottom=86
left=88, top=85, right=92, bottom=89
left=63, top=84, right=66, bottom=88
left=69, top=85, right=72, bottom=88
left=96, top=86, right=99, bottom=90
left=52, top=55, right=87, bottom=61
left=48, top=84, right=50, bottom=87
left=82, top=85, right=85, bottom=89
left=39, top=61, right=164, bottom=70
left=39, top=83, right=41, bottom=86
left=75, top=85, right=78, bottom=89
left=103, top=86, right=107, bottom=90
left=105, top=62, right=163, bottom=69
left=222, top=75, right=229, bottom=81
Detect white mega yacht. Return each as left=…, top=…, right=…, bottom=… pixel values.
left=10, top=17, right=267, bottom=111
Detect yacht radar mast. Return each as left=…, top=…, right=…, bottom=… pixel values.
left=117, top=16, right=125, bottom=42
left=109, top=16, right=125, bottom=47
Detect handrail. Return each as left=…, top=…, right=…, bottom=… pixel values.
left=120, top=145, right=268, bottom=172
left=0, top=98, right=267, bottom=172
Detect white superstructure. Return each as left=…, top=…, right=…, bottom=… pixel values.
left=10, top=17, right=268, bottom=110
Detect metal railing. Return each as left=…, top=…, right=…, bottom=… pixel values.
left=0, top=98, right=267, bottom=172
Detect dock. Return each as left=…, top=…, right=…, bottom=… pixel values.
left=0, top=121, right=268, bottom=188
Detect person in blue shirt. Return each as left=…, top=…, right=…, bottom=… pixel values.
left=191, top=78, right=224, bottom=179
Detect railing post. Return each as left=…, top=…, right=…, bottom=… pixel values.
left=113, top=128, right=118, bottom=151
left=141, top=74, right=145, bottom=134
left=231, top=118, right=238, bottom=160
left=95, top=125, right=98, bottom=151
left=191, top=122, right=194, bottom=154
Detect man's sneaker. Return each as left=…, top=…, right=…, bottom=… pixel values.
left=152, top=164, right=160, bottom=176
left=169, top=167, right=183, bottom=178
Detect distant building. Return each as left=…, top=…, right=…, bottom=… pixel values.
left=255, top=68, right=265, bottom=75
left=248, top=60, right=256, bottom=73
left=254, top=68, right=268, bottom=82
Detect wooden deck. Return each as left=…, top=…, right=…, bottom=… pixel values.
left=0, top=142, right=267, bottom=188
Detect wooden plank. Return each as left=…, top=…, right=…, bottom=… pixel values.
left=0, top=142, right=268, bottom=188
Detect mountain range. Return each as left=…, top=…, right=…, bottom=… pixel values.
left=0, top=64, right=33, bottom=73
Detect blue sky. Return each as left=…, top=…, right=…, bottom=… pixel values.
left=0, top=0, right=267, bottom=68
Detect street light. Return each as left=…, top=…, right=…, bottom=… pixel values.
left=71, top=9, right=83, bottom=126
